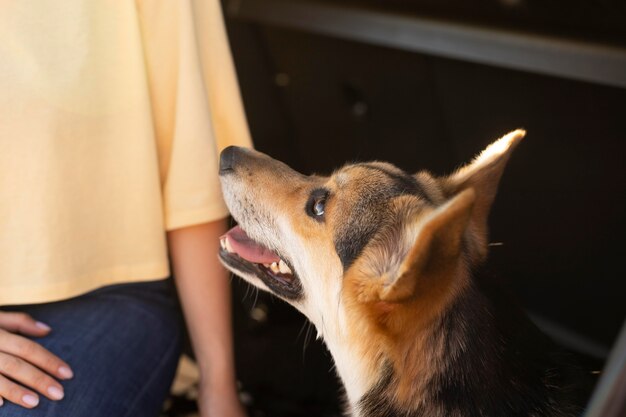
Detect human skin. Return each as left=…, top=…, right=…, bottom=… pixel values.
left=0, top=312, right=73, bottom=408
left=168, top=219, right=246, bottom=417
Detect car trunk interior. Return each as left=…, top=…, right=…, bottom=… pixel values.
left=190, top=1, right=626, bottom=415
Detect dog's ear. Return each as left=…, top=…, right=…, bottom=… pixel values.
left=439, top=129, right=525, bottom=263
left=378, top=189, right=476, bottom=303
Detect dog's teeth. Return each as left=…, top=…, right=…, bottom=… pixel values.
left=224, top=237, right=234, bottom=253
left=220, top=238, right=227, bottom=251
left=278, top=259, right=292, bottom=274
left=270, top=262, right=280, bottom=273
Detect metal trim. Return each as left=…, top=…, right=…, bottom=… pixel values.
left=584, top=320, right=626, bottom=417
left=227, top=0, right=626, bottom=89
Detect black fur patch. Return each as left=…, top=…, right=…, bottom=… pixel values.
left=334, top=212, right=383, bottom=271
left=334, top=164, right=431, bottom=270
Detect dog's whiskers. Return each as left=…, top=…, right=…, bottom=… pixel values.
left=252, top=286, right=260, bottom=309
left=243, top=281, right=252, bottom=300
left=296, top=320, right=315, bottom=362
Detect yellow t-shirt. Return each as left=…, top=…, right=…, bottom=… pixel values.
left=0, top=0, right=252, bottom=305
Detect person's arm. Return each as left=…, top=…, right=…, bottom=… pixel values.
left=168, top=219, right=245, bottom=417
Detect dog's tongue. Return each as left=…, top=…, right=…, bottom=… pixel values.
left=222, top=226, right=281, bottom=264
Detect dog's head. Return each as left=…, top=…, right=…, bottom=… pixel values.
left=218, top=130, right=524, bottom=399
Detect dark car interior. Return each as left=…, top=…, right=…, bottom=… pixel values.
left=173, top=1, right=626, bottom=416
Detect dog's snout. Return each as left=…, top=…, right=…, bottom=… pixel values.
left=219, top=146, right=240, bottom=174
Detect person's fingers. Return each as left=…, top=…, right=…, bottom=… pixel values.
left=0, top=330, right=73, bottom=381
left=0, top=352, right=64, bottom=401
left=0, top=311, right=50, bottom=337
left=0, top=373, right=40, bottom=409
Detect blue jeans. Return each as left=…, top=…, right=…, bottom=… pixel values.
left=0, top=279, right=183, bottom=417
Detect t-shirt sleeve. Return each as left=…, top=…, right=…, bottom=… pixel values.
left=137, top=0, right=253, bottom=231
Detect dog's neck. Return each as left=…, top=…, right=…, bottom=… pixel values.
left=323, top=335, right=380, bottom=412
left=322, top=312, right=450, bottom=416
left=326, top=270, right=471, bottom=416
left=328, top=329, right=446, bottom=417
left=350, top=283, right=477, bottom=417
left=328, top=273, right=583, bottom=417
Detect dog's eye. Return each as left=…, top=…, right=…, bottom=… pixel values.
left=306, top=189, right=329, bottom=220
left=313, top=197, right=326, bottom=216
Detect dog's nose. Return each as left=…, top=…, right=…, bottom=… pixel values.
left=219, top=146, right=239, bottom=174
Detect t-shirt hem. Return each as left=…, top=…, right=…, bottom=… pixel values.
left=0, top=262, right=171, bottom=306
left=165, top=203, right=230, bottom=231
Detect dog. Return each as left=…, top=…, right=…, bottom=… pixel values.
left=218, top=130, right=587, bottom=416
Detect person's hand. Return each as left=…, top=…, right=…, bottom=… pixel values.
left=198, top=379, right=247, bottom=417
left=0, top=311, right=73, bottom=409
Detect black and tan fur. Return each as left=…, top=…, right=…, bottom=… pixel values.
left=218, top=130, right=586, bottom=416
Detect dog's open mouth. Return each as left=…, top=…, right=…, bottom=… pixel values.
left=219, top=226, right=302, bottom=299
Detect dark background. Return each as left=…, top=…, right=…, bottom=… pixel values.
left=218, top=1, right=626, bottom=415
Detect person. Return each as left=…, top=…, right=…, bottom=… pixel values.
left=0, top=1, right=251, bottom=416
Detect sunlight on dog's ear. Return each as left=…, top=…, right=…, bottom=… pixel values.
left=440, top=129, right=525, bottom=263
left=379, top=189, right=476, bottom=303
